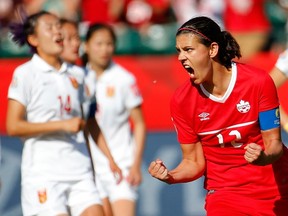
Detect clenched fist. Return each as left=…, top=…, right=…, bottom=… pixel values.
left=244, top=143, right=263, bottom=163
left=148, top=159, right=169, bottom=182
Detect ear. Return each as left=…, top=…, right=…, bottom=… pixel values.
left=209, top=42, right=219, bottom=58
left=27, top=34, right=38, bottom=47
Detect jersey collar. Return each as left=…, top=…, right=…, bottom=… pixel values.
left=200, top=62, right=237, bottom=103
left=31, top=54, right=68, bottom=74
left=86, top=60, right=115, bottom=77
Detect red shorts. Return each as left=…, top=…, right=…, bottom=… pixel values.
left=205, top=190, right=288, bottom=216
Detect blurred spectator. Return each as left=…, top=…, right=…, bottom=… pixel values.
left=0, top=0, right=82, bottom=58
left=170, top=0, right=225, bottom=26
left=81, top=0, right=125, bottom=24
left=1, top=0, right=81, bottom=34
left=273, top=0, right=288, bottom=49
left=264, top=0, right=287, bottom=53
left=0, top=0, right=22, bottom=27
left=80, top=0, right=177, bottom=55
left=81, top=0, right=175, bottom=29
left=20, top=0, right=46, bottom=16
left=23, top=0, right=81, bottom=21
left=124, top=0, right=174, bottom=29
left=223, top=0, right=271, bottom=60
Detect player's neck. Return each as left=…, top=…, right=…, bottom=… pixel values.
left=38, top=52, right=62, bottom=70
left=90, top=63, right=105, bottom=77
left=203, top=66, right=231, bottom=97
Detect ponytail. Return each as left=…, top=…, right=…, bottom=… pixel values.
left=218, top=31, right=241, bottom=69
left=9, top=11, right=52, bottom=53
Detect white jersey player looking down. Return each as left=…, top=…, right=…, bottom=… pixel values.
left=82, top=23, right=146, bottom=216
left=6, top=11, right=121, bottom=216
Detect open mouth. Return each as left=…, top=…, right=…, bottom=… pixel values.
left=184, top=65, right=194, bottom=74
left=55, top=38, right=63, bottom=46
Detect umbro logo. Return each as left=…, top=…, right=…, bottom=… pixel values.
left=198, top=112, right=210, bottom=121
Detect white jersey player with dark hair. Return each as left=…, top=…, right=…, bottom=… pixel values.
left=6, top=11, right=121, bottom=216
left=82, top=23, right=146, bottom=216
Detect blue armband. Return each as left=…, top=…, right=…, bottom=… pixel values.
left=258, top=107, right=280, bottom=130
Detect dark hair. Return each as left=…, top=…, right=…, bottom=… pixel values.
left=176, top=16, right=241, bottom=69
left=81, top=23, right=116, bottom=66
left=9, top=10, right=53, bottom=53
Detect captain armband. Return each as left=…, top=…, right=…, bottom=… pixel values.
left=258, top=107, right=280, bottom=131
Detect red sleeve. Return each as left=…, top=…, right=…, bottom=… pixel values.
left=170, top=90, right=198, bottom=144
left=258, top=72, right=279, bottom=112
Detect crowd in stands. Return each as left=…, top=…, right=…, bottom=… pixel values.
left=1, top=0, right=288, bottom=58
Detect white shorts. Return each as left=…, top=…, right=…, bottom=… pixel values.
left=95, top=169, right=138, bottom=202
left=22, top=176, right=102, bottom=216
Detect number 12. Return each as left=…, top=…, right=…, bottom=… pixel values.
left=216, top=130, right=243, bottom=148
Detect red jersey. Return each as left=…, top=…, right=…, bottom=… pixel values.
left=171, top=62, right=288, bottom=199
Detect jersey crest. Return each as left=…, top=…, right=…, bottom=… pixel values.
left=69, top=76, right=79, bottom=89
left=38, top=188, right=47, bottom=204
left=236, top=100, right=251, bottom=113
left=106, top=86, right=115, bottom=97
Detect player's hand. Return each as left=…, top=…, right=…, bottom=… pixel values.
left=127, top=165, right=142, bottom=186
left=109, top=160, right=123, bottom=184
left=244, top=143, right=263, bottom=163
left=63, top=117, right=85, bottom=133
left=148, top=159, right=169, bottom=182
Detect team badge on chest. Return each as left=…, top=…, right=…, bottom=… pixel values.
left=236, top=100, right=251, bottom=113
left=106, top=86, right=115, bottom=97
left=37, top=188, right=47, bottom=204
left=69, top=76, right=79, bottom=89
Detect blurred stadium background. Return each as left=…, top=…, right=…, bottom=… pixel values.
left=1, top=0, right=288, bottom=215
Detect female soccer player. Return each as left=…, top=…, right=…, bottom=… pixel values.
left=148, top=16, right=288, bottom=215
left=58, top=18, right=95, bottom=119
left=82, top=23, right=146, bottom=216
left=6, top=11, right=120, bottom=216
left=59, top=18, right=123, bottom=179
left=58, top=18, right=97, bottom=119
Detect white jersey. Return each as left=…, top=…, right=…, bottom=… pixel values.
left=275, top=48, right=288, bottom=77
left=85, top=61, right=143, bottom=174
left=8, top=54, right=92, bottom=182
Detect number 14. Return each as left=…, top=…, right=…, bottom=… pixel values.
left=58, top=95, right=71, bottom=116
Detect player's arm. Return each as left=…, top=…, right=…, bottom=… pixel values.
left=86, top=113, right=122, bottom=182
left=279, top=106, right=288, bottom=132
left=270, top=66, right=287, bottom=87
left=270, top=67, right=288, bottom=132
left=148, top=141, right=205, bottom=184
left=6, top=99, right=84, bottom=137
left=244, top=107, right=284, bottom=165
left=127, top=105, right=146, bottom=186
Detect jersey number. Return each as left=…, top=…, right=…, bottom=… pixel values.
left=58, top=95, right=71, bottom=115
left=216, top=130, right=243, bottom=148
